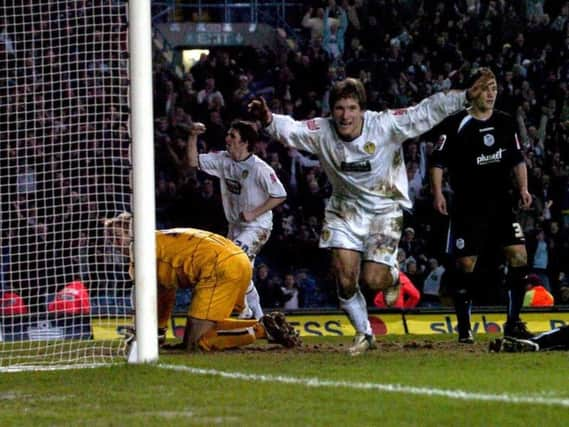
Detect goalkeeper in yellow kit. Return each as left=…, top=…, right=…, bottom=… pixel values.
left=105, top=213, right=300, bottom=351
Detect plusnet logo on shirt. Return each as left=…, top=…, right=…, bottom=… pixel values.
left=476, top=148, right=506, bottom=166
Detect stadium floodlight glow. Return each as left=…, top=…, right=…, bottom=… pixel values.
left=0, top=0, right=157, bottom=371
left=182, top=49, right=210, bottom=73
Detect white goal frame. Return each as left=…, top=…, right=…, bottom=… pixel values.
left=129, top=0, right=158, bottom=364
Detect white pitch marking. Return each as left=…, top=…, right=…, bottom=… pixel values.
left=158, top=364, right=569, bottom=408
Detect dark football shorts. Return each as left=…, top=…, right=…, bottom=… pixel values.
left=446, top=203, right=525, bottom=258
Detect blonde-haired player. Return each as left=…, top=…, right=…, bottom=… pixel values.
left=105, top=213, right=300, bottom=351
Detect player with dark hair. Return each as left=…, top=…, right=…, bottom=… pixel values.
left=229, top=119, right=259, bottom=152
left=430, top=68, right=533, bottom=344
left=249, top=73, right=492, bottom=355
left=186, top=121, right=287, bottom=320
left=105, top=213, right=300, bottom=351
left=490, top=326, right=569, bottom=352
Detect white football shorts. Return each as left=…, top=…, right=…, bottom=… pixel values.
left=319, top=198, right=403, bottom=267
left=228, top=224, right=271, bottom=263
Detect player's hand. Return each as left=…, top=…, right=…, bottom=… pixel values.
left=189, top=122, right=206, bottom=136
left=240, top=211, right=255, bottom=222
left=432, top=193, right=448, bottom=215
left=248, top=96, right=272, bottom=126
left=519, top=190, right=532, bottom=209
left=466, top=67, right=494, bottom=101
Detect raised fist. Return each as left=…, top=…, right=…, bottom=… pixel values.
left=247, top=97, right=272, bottom=126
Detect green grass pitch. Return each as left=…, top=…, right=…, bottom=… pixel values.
left=0, top=335, right=568, bottom=426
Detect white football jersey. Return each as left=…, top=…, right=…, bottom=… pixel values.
left=266, top=91, right=466, bottom=212
left=198, top=152, right=287, bottom=229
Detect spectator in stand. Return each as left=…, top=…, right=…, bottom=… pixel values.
left=281, top=272, right=302, bottom=310
left=402, top=256, right=425, bottom=288
left=374, top=272, right=420, bottom=309
left=301, top=7, right=329, bottom=43
left=430, top=68, right=534, bottom=344
left=186, top=122, right=287, bottom=320
left=422, top=257, right=445, bottom=307
left=197, top=77, right=225, bottom=113
left=255, top=263, right=283, bottom=310
left=523, top=273, right=554, bottom=307
left=232, top=74, right=254, bottom=117
left=396, top=248, right=407, bottom=271
left=399, top=227, right=424, bottom=260
left=527, top=228, right=551, bottom=291
left=322, top=3, right=348, bottom=61
left=250, top=73, right=489, bottom=355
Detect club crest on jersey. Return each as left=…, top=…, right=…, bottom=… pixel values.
left=363, top=142, right=376, bottom=154
left=304, top=119, right=320, bottom=131
left=483, top=134, right=495, bottom=147
left=241, top=170, right=249, bottom=179
left=321, top=229, right=331, bottom=242
left=455, top=238, right=465, bottom=250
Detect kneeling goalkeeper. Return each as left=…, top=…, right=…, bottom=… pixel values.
left=105, top=213, right=300, bottom=351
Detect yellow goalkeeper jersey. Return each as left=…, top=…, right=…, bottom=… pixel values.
left=155, top=228, right=244, bottom=289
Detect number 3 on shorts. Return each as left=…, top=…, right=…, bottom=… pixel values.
left=512, top=222, right=524, bottom=239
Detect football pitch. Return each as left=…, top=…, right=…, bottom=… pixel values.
left=0, top=335, right=568, bottom=427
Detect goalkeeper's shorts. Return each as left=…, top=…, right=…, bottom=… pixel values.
left=189, top=251, right=252, bottom=321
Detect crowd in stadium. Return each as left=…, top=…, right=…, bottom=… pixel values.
left=153, top=0, right=569, bottom=310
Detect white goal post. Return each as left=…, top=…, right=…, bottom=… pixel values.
left=0, top=0, right=157, bottom=371
left=129, top=0, right=158, bottom=364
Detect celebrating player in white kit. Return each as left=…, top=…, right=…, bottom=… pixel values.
left=249, top=72, right=492, bottom=355
left=186, top=120, right=287, bottom=320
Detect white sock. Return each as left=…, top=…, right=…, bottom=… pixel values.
left=390, top=265, right=400, bottom=286
left=245, top=281, right=263, bottom=320
left=338, top=288, right=372, bottom=336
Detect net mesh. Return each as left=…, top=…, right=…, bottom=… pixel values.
left=0, top=0, right=132, bottom=370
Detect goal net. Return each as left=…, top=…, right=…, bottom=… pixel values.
left=0, top=1, right=134, bottom=371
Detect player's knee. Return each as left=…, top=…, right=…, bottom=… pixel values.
left=361, top=268, right=393, bottom=291
left=508, top=251, right=527, bottom=268
left=336, top=274, right=358, bottom=298
left=332, top=258, right=358, bottom=284
left=456, top=257, right=476, bottom=272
